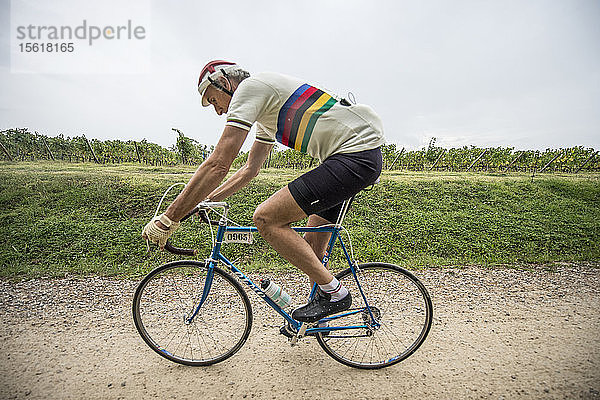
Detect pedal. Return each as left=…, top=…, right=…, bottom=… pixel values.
left=279, top=324, right=295, bottom=339
left=290, top=324, right=307, bottom=346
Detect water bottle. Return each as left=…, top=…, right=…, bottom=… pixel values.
left=260, top=279, right=292, bottom=308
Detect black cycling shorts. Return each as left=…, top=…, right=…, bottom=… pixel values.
left=288, top=147, right=382, bottom=223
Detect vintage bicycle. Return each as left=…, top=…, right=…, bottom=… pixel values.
left=133, top=194, right=433, bottom=369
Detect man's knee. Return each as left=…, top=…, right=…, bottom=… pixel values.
left=253, top=187, right=306, bottom=231
left=252, top=204, right=270, bottom=231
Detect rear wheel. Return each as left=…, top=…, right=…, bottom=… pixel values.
left=133, top=260, right=252, bottom=366
left=316, top=263, right=432, bottom=369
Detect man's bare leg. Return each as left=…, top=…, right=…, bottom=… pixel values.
left=253, top=186, right=333, bottom=285
left=303, top=214, right=333, bottom=289
left=255, top=187, right=352, bottom=322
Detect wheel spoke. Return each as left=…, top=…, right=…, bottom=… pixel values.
left=133, top=262, right=252, bottom=366
left=316, top=263, right=432, bottom=368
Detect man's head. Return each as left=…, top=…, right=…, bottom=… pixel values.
left=197, top=60, right=250, bottom=115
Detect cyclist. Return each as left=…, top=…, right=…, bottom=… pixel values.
left=142, top=60, right=385, bottom=323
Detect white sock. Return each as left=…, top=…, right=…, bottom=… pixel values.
left=319, top=277, right=349, bottom=302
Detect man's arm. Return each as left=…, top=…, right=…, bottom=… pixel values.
left=206, top=140, right=273, bottom=202
left=164, top=125, right=248, bottom=222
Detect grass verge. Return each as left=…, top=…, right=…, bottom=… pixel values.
left=1, top=161, right=598, bottom=279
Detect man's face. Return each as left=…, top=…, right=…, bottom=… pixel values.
left=203, top=81, right=232, bottom=116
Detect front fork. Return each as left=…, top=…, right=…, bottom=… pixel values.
left=185, top=260, right=216, bottom=324
left=186, top=219, right=228, bottom=324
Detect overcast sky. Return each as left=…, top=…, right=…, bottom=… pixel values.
left=1, top=0, right=599, bottom=151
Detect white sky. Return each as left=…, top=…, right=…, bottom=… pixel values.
left=1, top=0, right=599, bottom=151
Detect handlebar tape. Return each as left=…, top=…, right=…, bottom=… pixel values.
left=164, top=240, right=197, bottom=256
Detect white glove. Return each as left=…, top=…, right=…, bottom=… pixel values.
left=142, top=214, right=180, bottom=249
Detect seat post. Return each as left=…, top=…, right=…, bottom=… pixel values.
left=333, top=178, right=379, bottom=227
left=334, top=195, right=356, bottom=226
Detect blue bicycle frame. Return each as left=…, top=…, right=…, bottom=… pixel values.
left=185, top=200, right=379, bottom=337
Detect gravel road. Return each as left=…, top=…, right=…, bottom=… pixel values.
left=1, top=264, right=599, bottom=399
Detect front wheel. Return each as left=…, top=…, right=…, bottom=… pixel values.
left=316, top=263, right=433, bottom=369
left=133, top=260, right=253, bottom=366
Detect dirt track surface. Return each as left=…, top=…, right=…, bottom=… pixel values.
left=1, top=264, right=599, bottom=400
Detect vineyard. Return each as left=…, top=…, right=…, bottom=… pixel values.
left=1, top=128, right=598, bottom=173
left=0, top=128, right=209, bottom=166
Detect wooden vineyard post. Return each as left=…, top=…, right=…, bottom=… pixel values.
left=531, top=153, right=540, bottom=182
left=467, top=149, right=487, bottom=171
left=388, top=147, right=405, bottom=170
left=575, top=151, right=598, bottom=173
left=134, top=141, right=142, bottom=163
left=0, top=141, right=13, bottom=161
left=40, top=134, right=55, bottom=161
left=430, top=148, right=446, bottom=171
left=503, top=151, right=523, bottom=173
left=539, top=150, right=565, bottom=173
left=83, top=135, right=100, bottom=164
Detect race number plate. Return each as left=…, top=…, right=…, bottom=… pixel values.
left=223, top=231, right=254, bottom=244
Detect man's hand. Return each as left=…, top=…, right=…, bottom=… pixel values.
left=141, top=214, right=181, bottom=250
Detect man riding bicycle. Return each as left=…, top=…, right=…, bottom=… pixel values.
left=142, top=60, right=385, bottom=323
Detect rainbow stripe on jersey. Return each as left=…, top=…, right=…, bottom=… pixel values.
left=275, top=84, right=337, bottom=152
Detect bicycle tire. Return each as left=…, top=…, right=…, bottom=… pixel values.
left=316, top=262, right=433, bottom=369
left=133, top=260, right=253, bottom=366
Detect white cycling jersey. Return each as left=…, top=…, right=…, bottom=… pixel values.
left=225, top=72, right=385, bottom=161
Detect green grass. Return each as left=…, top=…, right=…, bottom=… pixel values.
left=0, top=161, right=599, bottom=279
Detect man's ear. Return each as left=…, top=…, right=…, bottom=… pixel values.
left=218, top=76, right=231, bottom=90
